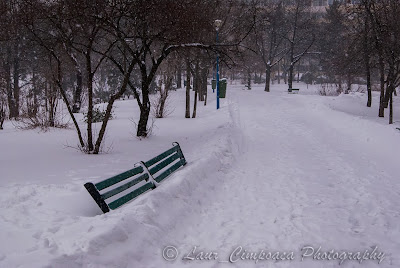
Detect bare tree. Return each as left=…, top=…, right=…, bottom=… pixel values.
left=363, top=0, right=400, bottom=123
left=185, top=56, right=191, bottom=118
left=153, top=60, right=174, bottom=118
left=254, top=1, right=287, bottom=92
left=24, top=0, right=135, bottom=153
left=284, top=0, right=315, bottom=90
left=0, top=0, right=25, bottom=119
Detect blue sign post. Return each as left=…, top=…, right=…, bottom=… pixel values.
left=215, top=20, right=222, bottom=110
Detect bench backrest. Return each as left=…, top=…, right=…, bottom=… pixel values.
left=84, top=142, right=186, bottom=213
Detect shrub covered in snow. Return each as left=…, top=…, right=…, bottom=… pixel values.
left=83, top=107, right=114, bottom=123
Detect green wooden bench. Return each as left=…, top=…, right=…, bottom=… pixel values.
left=288, top=88, right=299, bottom=93
left=84, top=142, right=186, bottom=213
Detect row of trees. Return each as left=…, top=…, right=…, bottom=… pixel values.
left=318, top=0, right=400, bottom=123
left=0, top=0, right=250, bottom=154
left=242, top=0, right=399, bottom=124
left=361, top=0, right=400, bottom=123
left=1, top=0, right=399, bottom=154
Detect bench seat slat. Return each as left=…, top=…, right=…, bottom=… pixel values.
left=101, top=173, right=149, bottom=200
left=154, top=160, right=184, bottom=183
left=108, top=182, right=154, bottom=210
left=145, top=146, right=177, bottom=167
left=95, top=166, right=144, bottom=191
left=149, top=153, right=179, bottom=175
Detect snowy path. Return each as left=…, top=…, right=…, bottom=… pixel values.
left=149, top=88, right=400, bottom=268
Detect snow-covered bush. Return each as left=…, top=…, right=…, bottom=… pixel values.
left=319, top=83, right=341, bottom=96
left=83, top=107, right=114, bottom=123
left=15, top=107, right=68, bottom=131
left=152, top=75, right=174, bottom=118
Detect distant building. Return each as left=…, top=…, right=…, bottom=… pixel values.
left=311, top=0, right=360, bottom=12
left=257, top=0, right=360, bottom=10
left=312, top=0, right=360, bottom=6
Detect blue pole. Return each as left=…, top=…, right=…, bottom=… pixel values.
left=216, top=30, right=220, bottom=110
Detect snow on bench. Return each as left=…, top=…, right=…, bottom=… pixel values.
left=288, top=88, right=299, bottom=93
left=84, top=142, right=186, bottom=213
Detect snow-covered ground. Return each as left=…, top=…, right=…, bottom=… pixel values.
left=0, top=82, right=399, bottom=268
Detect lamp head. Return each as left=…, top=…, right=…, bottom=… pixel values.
left=214, top=19, right=222, bottom=31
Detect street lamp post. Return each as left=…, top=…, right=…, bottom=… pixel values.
left=214, top=19, right=222, bottom=110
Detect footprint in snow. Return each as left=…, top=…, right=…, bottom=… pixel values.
left=349, top=216, right=364, bottom=234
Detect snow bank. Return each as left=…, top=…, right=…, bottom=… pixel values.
left=0, top=87, right=244, bottom=268
left=48, top=98, right=244, bottom=268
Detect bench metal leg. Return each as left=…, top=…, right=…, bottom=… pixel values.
left=84, top=182, right=110, bottom=213
left=172, top=142, right=187, bottom=166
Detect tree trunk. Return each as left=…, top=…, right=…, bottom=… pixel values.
left=185, top=58, right=191, bottom=118
left=277, top=61, right=281, bottom=84
left=54, top=57, right=85, bottom=149
left=204, top=68, right=208, bottom=106
left=378, top=56, right=385, bottom=117
left=287, top=44, right=295, bottom=89
left=200, top=66, right=207, bottom=102
left=12, top=42, right=20, bottom=118
left=383, top=86, right=391, bottom=109
left=288, top=63, right=294, bottom=89
left=283, top=58, right=288, bottom=85
left=198, top=65, right=204, bottom=102
left=137, top=106, right=150, bottom=137
left=382, top=63, right=395, bottom=109
left=72, top=70, right=83, bottom=113
left=48, top=82, right=56, bottom=127
left=157, top=75, right=171, bottom=118
left=94, top=98, right=118, bottom=154
left=366, top=59, right=372, bottom=107
left=32, top=70, right=38, bottom=110
left=5, top=46, right=16, bottom=119
left=0, top=104, right=5, bottom=129
left=265, top=65, right=271, bottom=92
left=93, top=55, right=137, bottom=153
left=337, top=77, right=343, bottom=95
left=297, top=62, right=300, bottom=83
left=345, top=74, right=351, bottom=94
left=389, top=90, right=393, bottom=124
left=176, top=64, right=182, bottom=89
left=95, top=85, right=132, bottom=153
left=137, top=60, right=156, bottom=138
left=384, top=61, right=396, bottom=125
left=192, top=60, right=199, bottom=118
left=137, top=80, right=151, bottom=137
left=192, top=86, right=198, bottom=118
left=246, top=69, right=251, bottom=90
left=364, top=18, right=372, bottom=107
left=158, top=93, right=165, bottom=118
left=86, top=52, right=94, bottom=152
